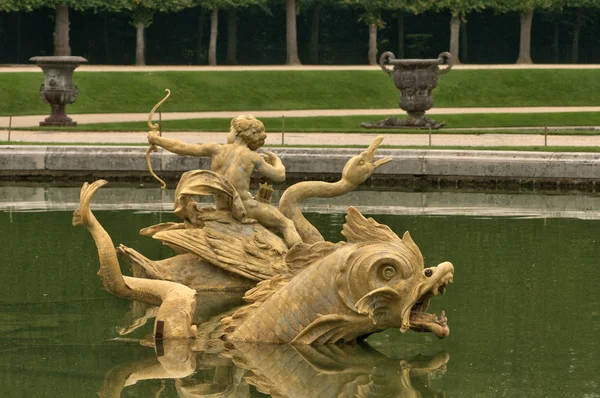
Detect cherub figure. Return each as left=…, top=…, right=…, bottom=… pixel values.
left=148, top=114, right=302, bottom=248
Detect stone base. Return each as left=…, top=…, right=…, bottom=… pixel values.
left=40, top=121, right=77, bottom=127
left=360, top=116, right=445, bottom=130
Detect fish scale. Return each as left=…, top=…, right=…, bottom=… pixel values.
left=231, top=257, right=347, bottom=343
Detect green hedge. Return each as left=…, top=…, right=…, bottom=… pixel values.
left=3, top=69, right=600, bottom=116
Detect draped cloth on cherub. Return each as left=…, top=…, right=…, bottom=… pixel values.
left=174, top=170, right=247, bottom=221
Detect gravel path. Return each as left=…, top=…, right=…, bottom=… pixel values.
left=3, top=106, right=600, bottom=129
left=3, top=130, right=600, bottom=147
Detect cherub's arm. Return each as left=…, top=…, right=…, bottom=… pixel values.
left=148, top=130, right=219, bottom=157
left=254, top=151, right=286, bottom=182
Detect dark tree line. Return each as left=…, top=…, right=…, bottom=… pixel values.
left=1, top=0, right=600, bottom=65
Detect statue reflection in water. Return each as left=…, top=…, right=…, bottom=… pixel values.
left=100, top=326, right=449, bottom=398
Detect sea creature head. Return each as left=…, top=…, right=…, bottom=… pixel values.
left=338, top=207, right=454, bottom=338
left=227, top=114, right=267, bottom=150
left=341, top=136, right=392, bottom=186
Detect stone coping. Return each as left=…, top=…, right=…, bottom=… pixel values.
left=1, top=146, right=598, bottom=179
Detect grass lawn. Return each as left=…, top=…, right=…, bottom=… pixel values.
left=3, top=69, right=600, bottom=116
left=20, top=112, right=600, bottom=134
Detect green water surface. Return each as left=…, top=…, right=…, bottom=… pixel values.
left=0, top=207, right=598, bottom=397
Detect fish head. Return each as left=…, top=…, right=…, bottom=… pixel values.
left=339, top=208, right=454, bottom=339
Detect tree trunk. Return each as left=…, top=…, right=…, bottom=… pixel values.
left=16, top=12, right=22, bottom=63
left=309, top=5, right=320, bottom=64
left=397, top=13, right=404, bottom=59
left=516, top=10, right=534, bottom=64
left=196, top=8, right=207, bottom=65
left=54, top=4, right=71, bottom=56
left=227, top=8, right=237, bottom=65
left=554, top=22, right=560, bottom=64
left=209, top=8, right=218, bottom=66
left=571, top=7, right=583, bottom=64
left=285, top=0, right=301, bottom=65
left=460, top=17, right=468, bottom=63
left=135, top=20, right=145, bottom=65
left=368, top=24, right=377, bottom=65
left=449, top=14, right=461, bottom=64
left=103, top=14, right=110, bottom=64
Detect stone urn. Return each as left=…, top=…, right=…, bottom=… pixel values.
left=361, top=52, right=452, bottom=130
left=30, top=56, right=87, bottom=127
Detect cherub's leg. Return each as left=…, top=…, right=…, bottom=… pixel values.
left=245, top=201, right=302, bottom=248
left=280, top=218, right=303, bottom=248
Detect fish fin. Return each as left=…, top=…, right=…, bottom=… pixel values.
left=401, top=231, right=425, bottom=268
left=355, top=286, right=402, bottom=324
left=284, top=241, right=339, bottom=272
left=117, top=245, right=164, bottom=279
left=342, top=207, right=425, bottom=268
left=71, top=208, right=83, bottom=227
left=139, top=222, right=184, bottom=237
left=291, top=314, right=369, bottom=345
left=342, top=206, right=403, bottom=245
left=243, top=274, right=290, bottom=304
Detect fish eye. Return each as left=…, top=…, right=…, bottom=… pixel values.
left=359, top=160, right=365, bottom=165
left=424, top=269, right=433, bottom=277
left=380, top=265, right=396, bottom=280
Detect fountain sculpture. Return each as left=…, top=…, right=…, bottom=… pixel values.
left=74, top=90, right=455, bottom=344
left=30, top=56, right=87, bottom=126
left=361, top=51, right=453, bottom=129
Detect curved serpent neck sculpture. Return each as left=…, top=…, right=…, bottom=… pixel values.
left=278, top=136, right=391, bottom=244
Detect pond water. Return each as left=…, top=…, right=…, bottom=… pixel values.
left=1, top=187, right=599, bottom=397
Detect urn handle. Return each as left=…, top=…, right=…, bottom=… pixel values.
left=437, top=52, right=453, bottom=75
left=379, top=51, right=396, bottom=76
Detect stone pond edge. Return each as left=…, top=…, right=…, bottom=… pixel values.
left=1, top=146, right=598, bottom=192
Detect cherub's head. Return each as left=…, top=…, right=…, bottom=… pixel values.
left=227, top=115, right=267, bottom=150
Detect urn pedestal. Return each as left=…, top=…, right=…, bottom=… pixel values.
left=361, top=52, right=452, bottom=130
left=30, top=56, right=87, bottom=127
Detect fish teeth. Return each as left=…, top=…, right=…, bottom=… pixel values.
left=441, top=310, right=447, bottom=324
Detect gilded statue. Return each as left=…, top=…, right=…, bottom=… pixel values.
left=73, top=90, right=455, bottom=345
left=148, top=113, right=302, bottom=248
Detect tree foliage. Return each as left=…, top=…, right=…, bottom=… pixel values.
left=342, top=0, right=388, bottom=25
left=0, top=0, right=30, bottom=12
left=0, top=0, right=106, bottom=12
left=198, top=0, right=266, bottom=9
left=108, top=0, right=193, bottom=12
left=561, top=0, right=600, bottom=7
left=492, top=0, right=555, bottom=13
left=434, top=0, right=486, bottom=17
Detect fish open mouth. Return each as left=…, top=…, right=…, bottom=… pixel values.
left=408, top=273, right=453, bottom=339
